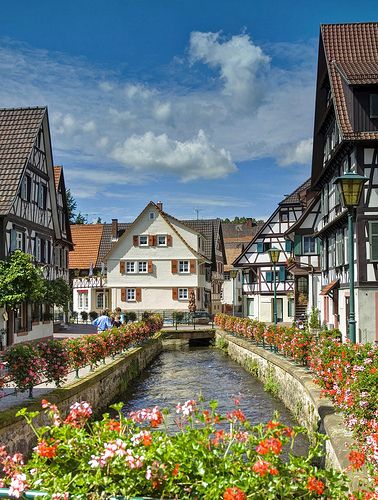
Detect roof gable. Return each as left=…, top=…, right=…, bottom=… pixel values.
left=0, top=107, right=46, bottom=215
left=105, top=202, right=208, bottom=261
left=69, top=224, right=104, bottom=269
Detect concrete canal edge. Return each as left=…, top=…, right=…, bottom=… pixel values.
left=216, top=330, right=364, bottom=489
left=0, top=335, right=163, bottom=456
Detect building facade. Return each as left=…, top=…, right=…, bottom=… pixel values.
left=234, top=180, right=310, bottom=323
left=298, top=23, right=378, bottom=342
left=105, top=202, right=226, bottom=314
left=0, top=107, right=72, bottom=346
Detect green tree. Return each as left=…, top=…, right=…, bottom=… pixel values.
left=74, top=212, right=88, bottom=224
left=44, top=278, right=71, bottom=312
left=0, top=251, right=45, bottom=309
left=66, top=189, right=77, bottom=224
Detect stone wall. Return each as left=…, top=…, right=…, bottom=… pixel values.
left=0, top=337, right=163, bottom=456
left=216, top=331, right=362, bottom=489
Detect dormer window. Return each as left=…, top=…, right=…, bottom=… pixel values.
left=369, top=94, right=378, bottom=119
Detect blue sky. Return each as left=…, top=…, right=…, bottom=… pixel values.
left=0, top=0, right=377, bottom=222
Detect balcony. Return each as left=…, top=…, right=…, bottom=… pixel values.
left=211, top=271, right=224, bottom=282
left=72, top=276, right=105, bottom=289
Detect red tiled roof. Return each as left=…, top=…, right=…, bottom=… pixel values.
left=320, top=279, right=339, bottom=296
left=53, top=166, right=62, bottom=190
left=321, top=23, right=378, bottom=140
left=69, top=224, right=104, bottom=270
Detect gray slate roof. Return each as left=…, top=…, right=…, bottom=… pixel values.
left=97, top=222, right=131, bottom=266
left=180, top=219, right=215, bottom=260
left=0, top=107, right=46, bottom=215
left=279, top=178, right=311, bottom=206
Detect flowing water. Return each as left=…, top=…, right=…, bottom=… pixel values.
left=120, top=341, right=308, bottom=455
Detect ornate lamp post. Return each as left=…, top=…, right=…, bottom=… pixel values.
left=230, top=269, right=238, bottom=316
left=334, top=172, right=368, bottom=343
left=267, top=247, right=281, bottom=325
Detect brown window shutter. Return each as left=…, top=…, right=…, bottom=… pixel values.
left=121, top=288, right=126, bottom=302
left=153, top=235, right=157, bottom=246
left=171, top=259, right=178, bottom=274
left=197, top=288, right=200, bottom=300
left=136, top=288, right=142, bottom=302
left=148, top=260, right=153, bottom=273
left=172, top=288, right=178, bottom=300
left=119, top=261, right=125, bottom=274
left=133, top=235, right=138, bottom=246
left=148, top=235, right=155, bottom=246
left=167, top=235, right=172, bottom=246
left=190, top=259, right=196, bottom=273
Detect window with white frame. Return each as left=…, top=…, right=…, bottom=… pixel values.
left=139, top=235, right=148, bottom=246
left=302, top=236, right=316, bottom=255
left=179, top=260, right=189, bottom=273
left=178, top=288, right=188, bottom=300
left=16, top=231, right=24, bottom=251
left=149, top=212, right=155, bottom=220
left=35, top=237, right=41, bottom=261
left=78, top=291, right=88, bottom=309
left=96, top=292, right=104, bottom=309
left=126, top=261, right=135, bottom=273
left=157, top=235, right=167, bottom=246
left=138, top=261, right=147, bottom=273
left=127, top=288, right=136, bottom=301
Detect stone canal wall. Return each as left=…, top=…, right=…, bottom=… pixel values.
left=216, top=330, right=359, bottom=486
left=0, top=337, right=163, bottom=456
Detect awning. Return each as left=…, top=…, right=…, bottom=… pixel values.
left=320, top=279, right=339, bottom=296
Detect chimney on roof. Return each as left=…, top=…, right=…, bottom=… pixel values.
left=157, top=201, right=163, bottom=211
left=111, top=218, right=118, bottom=241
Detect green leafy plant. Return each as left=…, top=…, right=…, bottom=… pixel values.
left=0, top=399, right=350, bottom=499
left=0, top=250, right=45, bottom=309
left=308, top=307, right=321, bottom=330
left=80, top=311, right=88, bottom=322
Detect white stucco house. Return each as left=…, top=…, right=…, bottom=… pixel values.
left=105, top=202, right=213, bottom=313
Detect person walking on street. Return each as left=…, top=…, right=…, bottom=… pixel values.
left=92, top=310, right=112, bottom=333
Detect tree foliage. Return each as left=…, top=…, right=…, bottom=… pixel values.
left=66, top=189, right=77, bottom=224
left=0, top=251, right=45, bottom=309
left=74, top=212, right=88, bottom=224
left=44, top=278, right=71, bottom=310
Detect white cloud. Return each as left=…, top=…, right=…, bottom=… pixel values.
left=189, top=31, right=270, bottom=110
left=0, top=33, right=315, bottom=197
left=278, top=138, right=313, bottom=166
left=111, top=129, right=236, bottom=181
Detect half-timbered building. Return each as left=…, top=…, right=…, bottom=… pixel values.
left=234, top=180, right=310, bottom=322
left=307, top=23, right=378, bottom=342
left=284, top=196, right=322, bottom=320
left=0, top=107, right=72, bottom=346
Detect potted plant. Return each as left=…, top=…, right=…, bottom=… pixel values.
left=297, top=293, right=308, bottom=306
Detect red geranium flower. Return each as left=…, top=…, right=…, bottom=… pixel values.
left=306, top=476, right=325, bottom=496
left=223, top=486, right=246, bottom=500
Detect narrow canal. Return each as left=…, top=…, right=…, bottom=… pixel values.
left=120, top=342, right=308, bottom=455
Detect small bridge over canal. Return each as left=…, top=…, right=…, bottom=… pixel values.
left=161, top=326, right=215, bottom=341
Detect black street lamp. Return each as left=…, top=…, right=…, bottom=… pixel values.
left=334, top=172, right=368, bottom=342
left=267, top=247, right=281, bottom=325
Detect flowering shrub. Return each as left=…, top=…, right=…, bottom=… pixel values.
left=215, top=313, right=378, bottom=494
left=0, top=399, right=350, bottom=499
left=38, top=340, right=70, bottom=386
left=0, top=315, right=163, bottom=395
left=64, top=338, right=88, bottom=372
left=2, top=344, right=46, bottom=393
